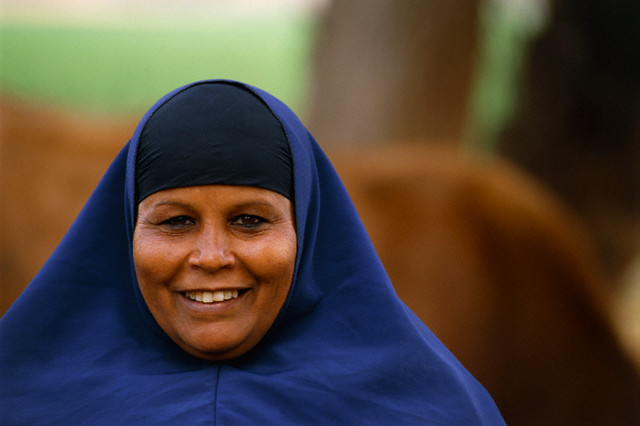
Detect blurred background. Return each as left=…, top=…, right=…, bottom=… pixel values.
left=3, top=0, right=640, bottom=423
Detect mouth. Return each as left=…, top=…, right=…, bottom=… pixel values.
left=182, top=289, right=246, bottom=304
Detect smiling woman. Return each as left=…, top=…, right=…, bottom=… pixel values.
left=0, top=80, right=504, bottom=424
left=130, top=82, right=298, bottom=362
left=134, top=185, right=297, bottom=361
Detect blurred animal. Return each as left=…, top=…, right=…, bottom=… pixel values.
left=0, top=96, right=136, bottom=314
left=2, top=98, right=639, bottom=424
left=331, top=144, right=640, bottom=425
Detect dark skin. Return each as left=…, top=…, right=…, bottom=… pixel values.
left=133, top=185, right=297, bottom=361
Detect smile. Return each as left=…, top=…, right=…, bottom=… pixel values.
left=184, top=290, right=239, bottom=303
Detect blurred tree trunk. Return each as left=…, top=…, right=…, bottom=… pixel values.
left=306, top=0, right=480, bottom=147
left=496, top=0, right=640, bottom=285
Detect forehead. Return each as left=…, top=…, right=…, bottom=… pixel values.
left=138, top=185, right=293, bottom=211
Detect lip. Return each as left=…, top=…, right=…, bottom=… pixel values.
left=177, top=288, right=250, bottom=314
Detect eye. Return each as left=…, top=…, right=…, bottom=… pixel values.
left=231, top=214, right=266, bottom=229
left=161, top=215, right=195, bottom=228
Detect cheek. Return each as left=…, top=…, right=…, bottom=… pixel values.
left=133, top=237, right=154, bottom=279
left=132, top=235, right=176, bottom=293
left=132, top=237, right=184, bottom=336
left=258, top=236, right=297, bottom=296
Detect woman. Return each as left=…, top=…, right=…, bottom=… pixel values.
left=0, top=80, right=503, bottom=424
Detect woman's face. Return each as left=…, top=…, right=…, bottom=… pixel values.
left=133, top=185, right=297, bottom=361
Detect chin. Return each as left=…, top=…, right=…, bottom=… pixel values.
left=177, top=331, right=254, bottom=362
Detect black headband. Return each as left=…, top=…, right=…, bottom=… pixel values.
left=135, top=82, right=293, bottom=204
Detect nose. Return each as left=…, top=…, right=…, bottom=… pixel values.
left=188, top=226, right=235, bottom=271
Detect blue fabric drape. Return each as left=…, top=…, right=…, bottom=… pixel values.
left=0, top=80, right=504, bottom=424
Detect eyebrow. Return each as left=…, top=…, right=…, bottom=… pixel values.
left=148, top=200, right=191, bottom=209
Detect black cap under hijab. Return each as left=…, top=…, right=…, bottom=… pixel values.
left=135, top=82, right=293, bottom=204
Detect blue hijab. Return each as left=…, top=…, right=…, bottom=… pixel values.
left=0, top=80, right=503, bottom=424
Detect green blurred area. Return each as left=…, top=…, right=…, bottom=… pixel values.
left=0, top=4, right=539, bottom=148
left=0, top=14, right=317, bottom=117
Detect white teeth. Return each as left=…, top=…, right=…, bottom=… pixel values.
left=185, top=290, right=239, bottom=303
